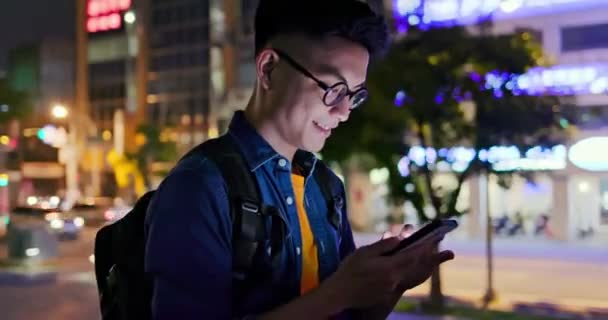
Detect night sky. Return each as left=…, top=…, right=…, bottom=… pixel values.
left=0, top=0, right=74, bottom=71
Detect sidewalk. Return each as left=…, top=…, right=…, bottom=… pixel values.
left=0, top=259, right=59, bottom=286
left=354, top=232, right=608, bottom=264
left=355, top=231, right=608, bottom=318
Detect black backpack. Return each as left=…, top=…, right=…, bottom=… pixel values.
left=93, top=134, right=339, bottom=320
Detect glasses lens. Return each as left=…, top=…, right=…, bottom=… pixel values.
left=323, top=83, right=348, bottom=106
left=350, top=89, right=369, bottom=109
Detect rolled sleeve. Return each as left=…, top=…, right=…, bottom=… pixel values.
left=144, top=158, right=233, bottom=319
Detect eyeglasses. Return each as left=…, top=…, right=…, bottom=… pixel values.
left=273, top=49, right=368, bottom=110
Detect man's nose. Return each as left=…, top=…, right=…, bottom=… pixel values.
left=333, top=99, right=352, bottom=122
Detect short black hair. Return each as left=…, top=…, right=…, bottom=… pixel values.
left=254, top=0, right=389, bottom=59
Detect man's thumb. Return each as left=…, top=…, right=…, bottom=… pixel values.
left=363, top=237, right=400, bottom=256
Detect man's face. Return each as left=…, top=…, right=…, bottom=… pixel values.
left=267, top=36, right=369, bottom=153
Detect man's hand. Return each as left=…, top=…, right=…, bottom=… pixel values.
left=258, top=224, right=455, bottom=320
left=322, top=225, right=454, bottom=311
left=348, top=224, right=454, bottom=320
left=385, top=225, right=454, bottom=292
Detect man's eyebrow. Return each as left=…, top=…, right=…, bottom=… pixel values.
left=354, top=81, right=366, bottom=89
left=315, top=63, right=348, bottom=84
left=315, top=63, right=366, bottom=88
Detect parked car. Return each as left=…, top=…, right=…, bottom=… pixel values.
left=9, top=206, right=84, bottom=240
left=67, top=197, right=113, bottom=227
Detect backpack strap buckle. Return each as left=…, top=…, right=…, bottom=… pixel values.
left=241, top=201, right=260, bottom=215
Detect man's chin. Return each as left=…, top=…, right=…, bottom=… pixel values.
left=302, top=140, right=325, bottom=154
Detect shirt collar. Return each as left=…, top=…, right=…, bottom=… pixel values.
left=293, top=149, right=318, bottom=178
left=227, top=110, right=318, bottom=174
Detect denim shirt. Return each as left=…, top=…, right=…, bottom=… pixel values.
left=144, top=111, right=356, bottom=319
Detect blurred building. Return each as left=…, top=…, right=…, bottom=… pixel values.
left=5, top=38, right=75, bottom=202
left=367, top=0, right=608, bottom=242
left=147, top=0, right=211, bottom=151
left=211, top=0, right=258, bottom=134
left=77, top=0, right=146, bottom=199
left=7, top=39, right=75, bottom=122
left=75, top=0, right=258, bottom=197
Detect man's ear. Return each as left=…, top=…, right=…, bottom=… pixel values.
left=256, top=49, right=279, bottom=90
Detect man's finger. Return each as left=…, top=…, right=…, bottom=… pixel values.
left=435, top=250, right=455, bottom=264
left=381, top=231, right=394, bottom=240
left=432, top=234, right=445, bottom=245
left=399, top=224, right=414, bottom=240
left=364, top=236, right=401, bottom=256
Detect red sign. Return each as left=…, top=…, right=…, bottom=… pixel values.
left=87, top=0, right=132, bottom=33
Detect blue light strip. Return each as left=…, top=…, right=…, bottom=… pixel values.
left=394, top=0, right=607, bottom=30
left=486, top=63, right=608, bottom=96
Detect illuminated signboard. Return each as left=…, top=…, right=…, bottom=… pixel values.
left=393, top=0, right=605, bottom=30
left=87, top=0, right=132, bottom=34
left=484, top=63, right=608, bottom=96
left=397, top=144, right=567, bottom=177
left=568, top=137, right=608, bottom=171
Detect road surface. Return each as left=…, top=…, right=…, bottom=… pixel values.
left=1, top=227, right=607, bottom=319
left=0, top=227, right=99, bottom=320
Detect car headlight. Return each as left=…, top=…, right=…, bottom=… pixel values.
left=50, top=219, right=64, bottom=229
left=25, top=247, right=40, bottom=257
left=74, top=217, right=85, bottom=227
left=104, top=210, right=115, bottom=221
left=45, top=212, right=59, bottom=221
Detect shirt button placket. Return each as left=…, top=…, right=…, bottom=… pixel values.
left=278, top=158, right=287, bottom=167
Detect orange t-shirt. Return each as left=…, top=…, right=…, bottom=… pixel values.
left=291, top=174, right=319, bottom=295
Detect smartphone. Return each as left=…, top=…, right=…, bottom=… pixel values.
left=382, top=219, right=458, bottom=256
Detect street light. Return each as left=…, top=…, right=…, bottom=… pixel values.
left=51, top=104, right=69, bottom=119
left=49, top=104, right=80, bottom=207
left=124, top=11, right=136, bottom=24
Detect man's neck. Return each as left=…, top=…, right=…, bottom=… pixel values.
left=243, top=107, right=297, bottom=162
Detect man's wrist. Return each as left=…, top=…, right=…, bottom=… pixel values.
left=314, top=278, right=350, bottom=316
left=256, top=280, right=349, bottom=320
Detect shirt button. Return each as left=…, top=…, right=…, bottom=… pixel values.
left=296, top=247, right=301, bottom=255
left=278, top=158, right=287, bottom=167
left=286, top=196, right=294, bottom=205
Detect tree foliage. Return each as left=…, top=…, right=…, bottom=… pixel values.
left=324, top=25, right=570, bottom=215
left=132, top=124, right=178, bottom=190
left=0, top=78, right=33, bottom=123
left=322, top=25, right=572, bottom=309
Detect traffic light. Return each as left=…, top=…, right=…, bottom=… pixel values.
left=37, top=128, right=46, bottom=140
left=0, top=174, right=8, bottom=187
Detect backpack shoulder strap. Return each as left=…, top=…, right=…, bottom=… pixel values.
left=313, top=161, right=343, bottom=230
left=195, top=134, right=260, bottom=205
left=184, top=134, right=284, bottom=279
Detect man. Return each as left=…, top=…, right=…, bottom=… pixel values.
left=144, top=0, right=454, bottom=319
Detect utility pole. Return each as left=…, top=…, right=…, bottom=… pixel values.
left=71, top=0, right=89, bottom=204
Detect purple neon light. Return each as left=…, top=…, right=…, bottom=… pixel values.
left=393, top=0, right=607, bottom=30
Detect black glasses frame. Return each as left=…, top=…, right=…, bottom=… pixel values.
left=273, top=49, right=368, bottom=109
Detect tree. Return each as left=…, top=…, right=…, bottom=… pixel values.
left=0, top=78, right=33, bottom=123
left=131, top=124, right=178, bottom=190
left=322, top=25, right=571, bottom=310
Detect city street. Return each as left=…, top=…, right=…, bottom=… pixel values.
left=3, top=0, right=608, bottom=319
left=0, top=227, right=99, bottom=320
left=0, top=228, right=607, bottom=319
